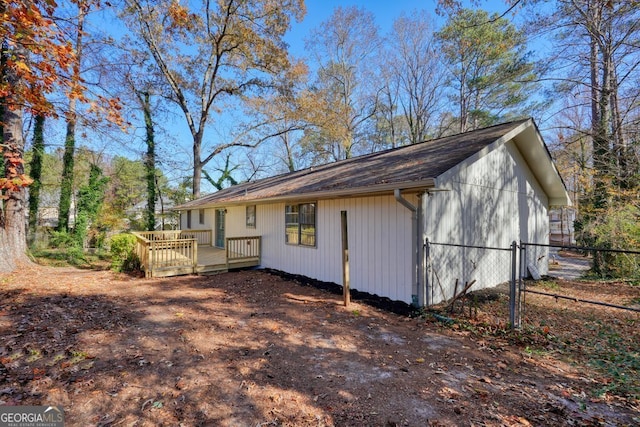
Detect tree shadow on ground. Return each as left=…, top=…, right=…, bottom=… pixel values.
left=1, top=270, right=637, bottom=426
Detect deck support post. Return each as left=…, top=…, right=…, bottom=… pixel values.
left=341, top=211, right=350, bottom=306
left=193, top=240, right=198, bottom=274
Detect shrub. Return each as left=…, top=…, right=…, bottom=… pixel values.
left=46, top=230, right=86, bottom=265
left=49, top=230, right=77, bottom=249
left=588, top=204, right=640, bottom=279
left=110, top=233, right=140, bottom=272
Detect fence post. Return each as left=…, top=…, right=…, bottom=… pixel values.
left=509, top=240, right=520, bottom=329
left=518, top=242, right=526, bottom=329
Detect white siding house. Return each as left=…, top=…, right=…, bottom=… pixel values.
left=176, top=119, right=571, bottom=307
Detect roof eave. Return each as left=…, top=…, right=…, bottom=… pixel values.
left=173, top=179, right=437, bottom=210
left=513, top=121, right=572, bottom=207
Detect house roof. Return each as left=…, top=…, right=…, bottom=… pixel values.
left=177, top=118, right=571, bottom=209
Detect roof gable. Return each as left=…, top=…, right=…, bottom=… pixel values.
left=178, top=119, right=570, bottom=208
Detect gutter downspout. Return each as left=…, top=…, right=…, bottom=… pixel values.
left=394, top=189, right=422, bottom=307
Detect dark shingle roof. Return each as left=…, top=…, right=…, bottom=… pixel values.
left=178, top=119, right=531, bottom=208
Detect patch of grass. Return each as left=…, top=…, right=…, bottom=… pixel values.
left=523, top=346, right=550, bottom=357
left=31, top=248, right=111, bottom=270
left=69, top=350, right=90, bottom=364
left=575, top=320, right=640, bottom=400
left=48, top=353, right=66, bottom=366
left=26, top=348, right=42, bottom=363
left=537, top=280, right=561, bottom=291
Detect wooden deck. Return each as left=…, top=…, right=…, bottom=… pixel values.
left=133, top=232, right=261, bottom=278
left=196, top=246, right=262, bottom=274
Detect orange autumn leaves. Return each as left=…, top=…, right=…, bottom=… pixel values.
left=0, top=152, right=32, bottom=199
left=0, top=0, right=78, bottom=114
left=0, top=0, right=125, bottom=120
left=0, top=0, right=124, bottom=194
left=0, top=0, right=76, bottom=194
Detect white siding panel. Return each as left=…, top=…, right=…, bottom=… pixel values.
left=425, top=140, right=550, bottom=304
left=247, top=195, right=415, bottom=304
left=180, top=208, right=214, bottom=231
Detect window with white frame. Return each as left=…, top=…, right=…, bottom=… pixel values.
left=285, top=203, right=316, bottom=246
left=199, top=208, right=205, bottom=224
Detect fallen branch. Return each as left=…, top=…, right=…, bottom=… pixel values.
left=446, top=280, right=477, bottom=311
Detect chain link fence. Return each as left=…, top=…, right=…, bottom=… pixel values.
left=520, top=243, right=640, bottom=315
left=425, top=240, right=521, bottom=327
left=425, top=240, right=640, bottom=329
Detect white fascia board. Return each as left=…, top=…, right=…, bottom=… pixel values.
left=513, top=123, right=572, bottom=206
left=180, top=179, right=437, bottom=210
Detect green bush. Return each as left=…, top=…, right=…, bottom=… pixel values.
left=49, top=230, right=77, bottom=249
left=110, top=233, right=140, bottom=272
left=589, top=205, right=640, bottom=279
left=45, top=230, right=86, bottom=264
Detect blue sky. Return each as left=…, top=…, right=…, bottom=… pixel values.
left=67, top=0, right=542, bottom=193
left=285, top=0, right=440, bottom=56
left=157, top=0, right=541, bottom=190
left=283, top=0, right=513, bottom=56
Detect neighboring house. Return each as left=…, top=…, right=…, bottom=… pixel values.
left=549, top=207, right=576, bottom=245
left=176, top=119, right=571, bottom=307
left=126, top=199, right=179, bottom=230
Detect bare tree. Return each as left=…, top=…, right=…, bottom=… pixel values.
left=527, top=0, right=640, bottom=215
left=122, top=0, right=305, bottom=197
left=242, top=60, right=312, bottom=172
left=303, top=6, right=382, bottom=161
left=386, top=11, right=445, bottom=145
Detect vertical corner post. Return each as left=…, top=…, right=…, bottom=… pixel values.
left=341, top=210, right=350, bottom=307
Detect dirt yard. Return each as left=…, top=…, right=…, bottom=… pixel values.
left=1, top=264, right=639, bottom=426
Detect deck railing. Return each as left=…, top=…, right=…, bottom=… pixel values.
left=133, top=231, right=198, bottom=278
left=132, top=231, right=260, bottom=277
left=135, top=229, right=212, bottom=246
left=226, top=236, right=262, bottom=268
left=179, top=229, right=212, bottom=246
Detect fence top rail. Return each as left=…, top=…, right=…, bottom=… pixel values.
left=525, top=288, right=640, bottom=313
left=132, top=231, right=197, bottom=244
left=522, top=241, right=640, bottom=255
left=426, top=240, right=514, bottom=252
left=226, top=236, right=261, bottom=240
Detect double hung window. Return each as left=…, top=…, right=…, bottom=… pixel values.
left=285, top=203, right=316, bottom=246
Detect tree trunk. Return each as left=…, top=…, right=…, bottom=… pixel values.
left=58, top=117, right=76, bottom=231
left=28, top=115, right=45, bottom=241
left=283, top=133, right=296, bottom=172
left=142, top=92, right=156, bottom=231
left=192, top=135, right=202, bottom=198
left=584, top=3, right=609, bottom=212
left=155, top=175, right=165, bottom=230
left=0, top=104, right=29, bottom=273
left=459, top=72, right=467, bottom=133
left=592, top=40, right=613, bottom=211
left=0, top=36, right=29, bottom=273
left=57, top=6, right=85, bottom=231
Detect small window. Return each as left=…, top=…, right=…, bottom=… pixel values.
left=186, top=210, right=192, bottom=229
left=246, top=205, right=256, bottom=228
left=285, top=203, right=316, bottom=247
left=199, top=208, right=205, bottom=224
